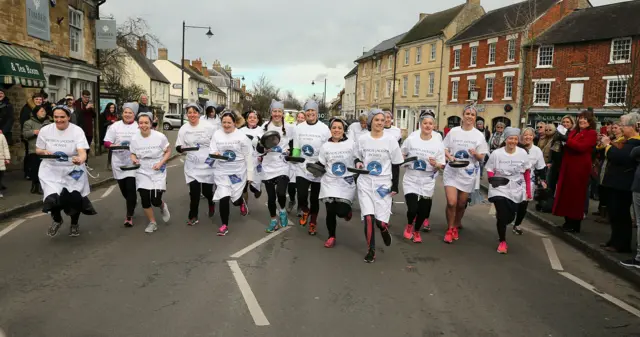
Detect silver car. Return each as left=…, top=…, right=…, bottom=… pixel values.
left=162, top=113, right=187, bottom=130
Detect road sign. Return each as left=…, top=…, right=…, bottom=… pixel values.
left=172, top=84, right=182, bottom=89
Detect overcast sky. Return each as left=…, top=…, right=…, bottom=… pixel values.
left=102, top=0, right=628, bottom=102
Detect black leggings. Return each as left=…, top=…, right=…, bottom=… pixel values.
left=405, top=194, right=433, bottom=231
left=514, top=201, right=528, bottom=227
left=218, top=196, right=244, bottom=225
left=288, top=182, right=296, bottom=202
left=265, top=176, right=289, bottom=217
left=28, top=153, right=41, bottom=182
left=117, top=177, right=137, bottom=217
left=490, top=196, right=518, bottom=242
left=296, top=177, right=321, bottom=215
left=51, top=209, right=80, bottom=225
left=138, top=188, right=164, bottom=209
left=363, top=214, right=388, bottom=249
left=607, top=189, right=633, bottom=251
left=325, top=201, right=351, bottom=238
left=189, top=181, right=214, bottom=219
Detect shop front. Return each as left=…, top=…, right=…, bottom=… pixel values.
left=527, top=109, right=624, bottom=128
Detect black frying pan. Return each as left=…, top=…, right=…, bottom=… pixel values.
left=120, top=164, right=141, bottom=171
left=284, top=156, right=305, bottom=163
left=449, top=160, right=470, bottom=168
left=209, top=154, right=230, bottom=161
left=347, top=167, right=370, bottom=175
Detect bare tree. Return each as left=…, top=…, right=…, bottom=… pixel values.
left=251, top=74, right=281, bottom=118
left=281, top=90, right=302, bottom=110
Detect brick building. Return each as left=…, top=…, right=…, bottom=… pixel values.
left=0, top=0, right=104, bottom=169
left=445, top=0, right=589, bottom=130
left=525, top=0, right=640, bottom=126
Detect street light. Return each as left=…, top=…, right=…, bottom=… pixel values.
left=311, top=78, right=327, bottom=119
left=226, top=74, right=246, bottom=109
left=181, top=21, right=213, bottom=125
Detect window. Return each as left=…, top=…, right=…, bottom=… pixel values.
left=533, top=82, right=551, bottom=106
left=488, top=43, right=496, bottom=64
left=69, top=7, right=84, bottom=57
left=397, top=109, right=408, bottom=129
left=606, top=79, right=628, bottom=105
left=402, top=76, right=408, bottom=96
left=428, top=72, right=435, bottom=95
left=416, top=46, right=422, bottom=64
left=537, top=46, right=554, bottom=67
left=451, top=81, right=459, bottom=101
left=610, top=38, right=632, bottom=63
left=414, top=74, right=420, bottom=96
left=388, top=54, right=394, bottom=70
left=386, top=80, right=392, bottom=97
left=507, top=39, right=516, bottom=61
left=453, top=49, right=460, bottom=68
left=360, top=84, right=366, bottom=100
left=468, top=79, right=476, bottom=92
left=430, top=43, right=437, bottom=61
left=404, top=50, right=410, bottom=65
left=504, top=76, right=513, bottom=99
left=470, top=46, right=477, bottom=66
left=569, top=83, right=584, bottom=103
left=376, top=59, right=381, bottom=73
left=374, top=81, right=379, bottom=99
left=485, top=78, right=494, bottom=100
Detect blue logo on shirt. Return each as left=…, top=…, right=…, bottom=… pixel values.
left=331, top=162, right=346, bottom=176
left=302, top=144, right=314, bottom=156
left=271, top=145, right=283, bottom=153
left=53, top=151, right=69, bottom=162
left=454, top=150, right=470, bottom=160
left=367, top=161, right=382, bottom=176
left=223, top=150, right=237, bottom=162
left=413, top=160, right=427, bottom=171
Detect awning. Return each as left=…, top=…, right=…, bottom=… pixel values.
left=0, top=43, right=46, bottom=88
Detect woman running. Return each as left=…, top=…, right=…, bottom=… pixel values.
left=286, top=111, right=307, bottom=214
left=317, top=117, right=356, bottom=248
left=129, top=113, right=172, bottom=233
left=485, top=127, right=532, bottom=253
left=239, top=110, right=264, bottom=205
left=354, top=109, right=404, bottom=263
left=176, top=103, right=217, bottom=226
left=209, top=111, right=254, bottom=236
left=293, top=100, right=331, bottom=235
left=259, top=100, right=295, bottom=232
left=104, top=102, right=139, bottom=227
left=200, top=101, right=221, bottom=130
left=401, top=113, right=446, bottom=242
left=347, top=112, right=369, bottom=141
left=37, top=105, right=97, bottom=237
left=442, top=105, right=489, bottom=244
left=383, top=110, right=402, bottom=144
left=513, top=127, right=546, bottom=235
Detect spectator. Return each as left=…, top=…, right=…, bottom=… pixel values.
left=40, top=91, right=53, bottom=117
left=548, top=116, right=575, bottom=195
left=553, top=110, right=598, bottom=233
left=600, top=121, right=610, bottom=136
left=19, top=93, right=43, bottom=179
left=600, top=113, right=640, bottom=253
left=73, top=90, right=95, bottom=170
left=621, top=115, right=640, bottom=268
left=488, top=122, right=506, bottom=153
left=594, top=122, right=623, bottom=220
left=534, top=122, right=546, bottom=146
left=0, top=88, right=14, bottom=142
left=100, top=103, right=118, bottom=170
left=538, top=124, right=555, bottom=165
left=22, top=105, right=51, bottom=194
left=0, top=130, right=8, bottom=198
left=476, top=119, right=491, bottom=141
left=138, top=94, right=158, bottom=129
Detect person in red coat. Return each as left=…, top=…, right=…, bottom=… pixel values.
left=553, top=110, right=598, bottom=233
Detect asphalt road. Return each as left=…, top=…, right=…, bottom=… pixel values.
left=0, top=158, right=639, bottom=337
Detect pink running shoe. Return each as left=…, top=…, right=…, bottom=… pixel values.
left=412, top=231, right=422, bottom=243
left=421, top=219, right=431, bottom=232
left=217, top=224, right=229, bottom=236
left=240, top=202, right=248, bottom=216
left=403, top=224, right=414, bottom=240
left=452, top=227, right=459, bottom=241
left=444, top=229, right=453, bottom=244
left=497, top=241, right=508, bottom=254
left=324, top=237, right=336, bottom=248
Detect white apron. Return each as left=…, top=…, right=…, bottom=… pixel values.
left=210, top=129, right=253, bottom=201
left=104, top=121, right=138, bottom=181
left=177, top=122, right=216, bottom=185
left=318, top=139, right=357, bottom=202
left=240, top=126, right=264, bottom=191
left=129, top=130, right=170, bottom=191
left=357, top=175, right=393, bottom=223
left=213, top=170, right=247, bottom=202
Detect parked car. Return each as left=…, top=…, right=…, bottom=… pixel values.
left=162, top=113, right=187, bottom=130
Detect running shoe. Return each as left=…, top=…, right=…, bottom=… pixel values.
left=497, top=241, right=508, bottom=254
left=124, top=217, right=133, bottom=228
left=364, top=248, right=376, bottom=263
left=308, top=223, right=317, bottom=236
left=217, top=224, right=229, bottom=236
left=344, top=211, right=353, bottom=222
left=286, top=200, right=296, bottom=213
left=620, top=259, right=640, bottom=269
left=421, top=219, right=431, bottom=232
left=412, top=231, right=422, bottom=243
left=208, top=204, right=216, bottom=218
left=403, top=224, right=414, bottom=240
left=324, top=237, right=336, bottom=248
left=145, top=222, right=158, bottom=233
left=161, top=203, right=171, bottom=222
left=279, top=209, right=288, bottom=228
left=240, top=202, right=249, bottom=216
left=187, top=218, right=199, bottom=226
left=378, top=223, right=392, bottom=246
left=266, top=219, right=279, bottom=233
left=452, top=227, right=459, bottom=241
left=444, top=229, right=453, bottom=244
left=299, top=210, right=309, bottom=226
left=69, top=224, right=80, bottom=237
left=48, top=220, right=62, bottom=237
left=513, top=226, right=524, bottom=235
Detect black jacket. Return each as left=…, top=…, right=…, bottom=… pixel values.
left=603, top=137, right=640, bottom=191
left=0, top=97, right=14, bottom=140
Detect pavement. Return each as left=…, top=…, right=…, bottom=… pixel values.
left=0, top=161, right=639, bottom=337
left=0, top=130, right=179, bottom=221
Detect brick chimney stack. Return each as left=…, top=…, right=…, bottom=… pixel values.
left=183, top=59, right=190, bottom=69
left=158, top=48, right=168, bottom=60
left=202, top=66, right=209, bottom=77
left=136, top=39, right=148, bottom=57
left=467, top=0, right=480, bottom=5
left=192, top=58, right=203, bottom=73
left=212, top=60, right=222, bottom=72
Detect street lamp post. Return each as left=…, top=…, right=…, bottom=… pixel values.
left=311, top=78, right=327, bottom=120
left=181, top=21, right=213, bottom=126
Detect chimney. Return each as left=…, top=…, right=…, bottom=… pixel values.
left=192, top=58, right=203, bottom=73
left=202, top=66, right=209, bottom=77
left=241, top=84, right=246, bottom=93
left=136, top=39, right=148, bottom=57
left=224, top=65, right=232, bottom=76
left=158, top=48, right=168, bottom=60
left=419, top=13, right=430, bottom=21
left=212, top=60, right=222, bottom=71
left=183, top=59, right=190, bottom=69
left=466, top=0, right=480, bottom=6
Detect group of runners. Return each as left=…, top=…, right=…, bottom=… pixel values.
left=33, top=100, right=544, bottom=263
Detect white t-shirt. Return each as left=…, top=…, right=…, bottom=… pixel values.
left=485, top=147, right=531, bottom=203
left=209, top=128, right=254, bottom=181
left=384, top=126, right=402, bottom=142
left=409, top=129, right=442, bottom=142
left=526, top=145, right=546, bottom=193
left=401, top=134, right=446, bottom=197
left=176, top=121, right=217, bottom=184
left=129, top=130, right=170, bottom=190
left=104, top=120, right=139, bottom=180
left=442, top=126, right=489, bottom=192
left=294, top=121, right=331, bottom=181
left=355, top=132, right=404, bottom=178
left=347, top=122, right=369, bottom=141
left=200, top=115, right=221, bottom=131
left=318, top=139, right=357, bottom=200
left=260, top=121, right=295, bottom=181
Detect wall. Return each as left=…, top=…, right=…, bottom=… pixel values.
left=343, top=74, right=357, bottom=118
left=153, top=60, right=200, bottom=103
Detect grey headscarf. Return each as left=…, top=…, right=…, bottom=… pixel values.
left=367, top=108, right=384, bottom=131
left=303, top=100, right=319, bottom=112
left=503, top=127, right=521, bottom=139
left=185, top=103, right=202, bottom=113
left=123, top=102, right=139, bottom=115
left=270, top=99, right=284, bottom=111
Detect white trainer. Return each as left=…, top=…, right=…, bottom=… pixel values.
left=161, top=202, right=171, bottom=222
left=145, top=222, right=158, bottom=233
